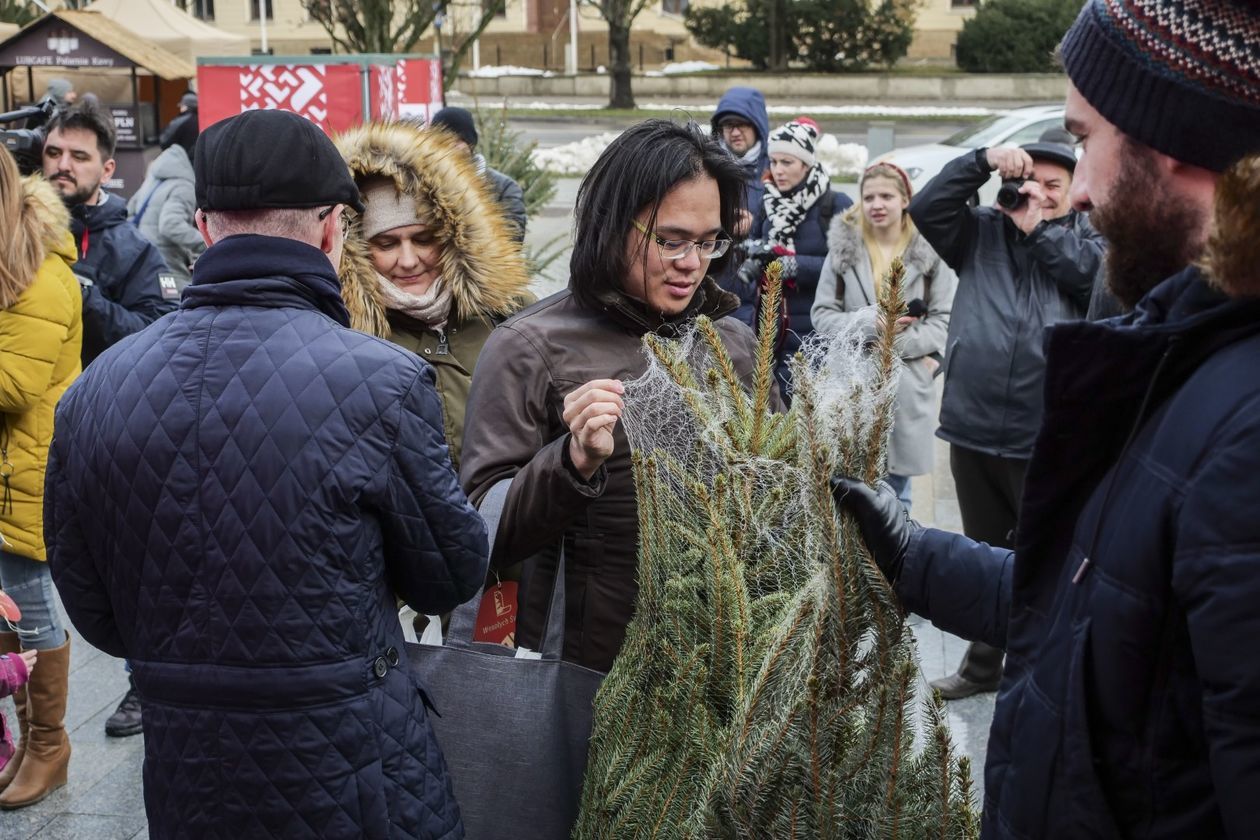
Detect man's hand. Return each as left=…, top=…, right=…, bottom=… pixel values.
left=563, top=379, right=624, bottom=481
left=1002, top=179, right=1048, bottom=235
left=985, top=146, right=1034, bottom=180
left=831, top=477, right=920, bottom=583
left=733, top=208, right=753, bottom=238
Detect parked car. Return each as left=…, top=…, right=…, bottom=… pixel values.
left=873, top=104, right=1070, bottom=207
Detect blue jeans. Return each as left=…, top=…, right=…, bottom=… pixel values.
left=884, top=474, right=913, bottom=516
left=0, top=550, right=66, bottom=649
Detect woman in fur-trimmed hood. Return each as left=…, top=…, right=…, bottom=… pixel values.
left=336, top=122, right=532, bottom=467
left=812, top=162, right=956, bottom=508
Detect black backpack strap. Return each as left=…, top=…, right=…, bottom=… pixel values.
left=817, top=191, right=838, bottom=239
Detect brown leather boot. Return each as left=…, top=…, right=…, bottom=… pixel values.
left=0, top=633, right=26, bottom=792
left=0, top=634, right=69, bottom=809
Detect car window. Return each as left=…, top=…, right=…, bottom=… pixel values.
left=1005, top=118, right=1064, bottom=146
left=943, top=114, right=1027, bottom=147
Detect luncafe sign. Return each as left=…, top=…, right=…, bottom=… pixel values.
left=4, top=26, right=122, bottom=68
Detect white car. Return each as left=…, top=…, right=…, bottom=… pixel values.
left=873, top=104, right=1069, bottom=206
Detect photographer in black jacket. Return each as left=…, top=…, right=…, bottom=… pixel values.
left=908, top=128, right=1105, bottom=700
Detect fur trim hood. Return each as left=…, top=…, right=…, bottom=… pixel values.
left=825, top=211, right=937, bottom=279
left=1202, top=154, right=1260, bottom=299
left=335, top=122, right=531, bottom=337
left=3, top=174, right=75, bottom=304
left=26, top=174, right=76, bottom=264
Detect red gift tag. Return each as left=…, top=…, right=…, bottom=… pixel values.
left=472, top=581, right=518, bottom=647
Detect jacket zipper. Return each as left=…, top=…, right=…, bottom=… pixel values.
left=1073, top=339, right=1180, bottom=584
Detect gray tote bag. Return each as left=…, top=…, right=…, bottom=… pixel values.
left=407, top=479, right=605, bottom=840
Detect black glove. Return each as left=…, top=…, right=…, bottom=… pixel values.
left=733, top=241, right=776, bottom=292
left=831, top=477, right=919, bottom=583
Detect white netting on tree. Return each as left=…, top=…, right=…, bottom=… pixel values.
left=575, top=263, right=978, bottom=840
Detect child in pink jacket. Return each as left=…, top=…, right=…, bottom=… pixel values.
left=1, top=590, right=37, bottom=772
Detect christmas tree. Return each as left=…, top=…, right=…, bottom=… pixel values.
left=574, top=261, right=977, bottom=839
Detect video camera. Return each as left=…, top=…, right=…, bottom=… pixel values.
left=0, top=95, right=59, bottom=175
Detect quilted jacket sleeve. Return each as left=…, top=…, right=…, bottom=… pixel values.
left=1171, top=412, right=1260, bottom=838
left=379, top=366, right=489, bottom=615
left=895, top=527, right=1013, bottom=650
left=45, top=421, right=127, bottom=658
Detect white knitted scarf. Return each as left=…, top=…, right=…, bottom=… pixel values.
left=375, top=273, right=454, bottom=330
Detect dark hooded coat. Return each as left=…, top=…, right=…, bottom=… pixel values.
left=895, top=158, right=1260, bottom=837
left=337, top=122, right=532, bottom=468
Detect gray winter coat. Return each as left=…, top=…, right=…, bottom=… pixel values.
left=909, top=150, right=1106, bottom=459
left=126, top=145, right=205, bottom=290
left=813, top=218, right=957, bottom=476
left=477, top=156, right=526, bottom=242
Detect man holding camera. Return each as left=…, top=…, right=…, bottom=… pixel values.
left=907, top=127, right=1105, bottom=700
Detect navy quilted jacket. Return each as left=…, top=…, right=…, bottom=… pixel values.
left=897, top=268, right=1260, bottom=838
left=46, top=235, right=489, bottom=839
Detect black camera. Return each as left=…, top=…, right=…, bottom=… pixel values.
left=996, top=178, right=1027, bottom=210
left=0, top=96, right=58, bottom=176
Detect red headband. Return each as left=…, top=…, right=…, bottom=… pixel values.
left=862, top=162, right=914, bottom=200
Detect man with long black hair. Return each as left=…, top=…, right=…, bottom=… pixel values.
left=461, top=120, right=779, bottom=673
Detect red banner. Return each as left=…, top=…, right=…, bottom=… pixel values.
left=198, top=63, right=364, bottom=134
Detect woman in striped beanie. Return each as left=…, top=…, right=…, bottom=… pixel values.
left=746, top=117, right=852, bottom=397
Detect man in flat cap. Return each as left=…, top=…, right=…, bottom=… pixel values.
left=836, top=0, right=1260, bottom=836
left=45, top=109, right=489, bottom=838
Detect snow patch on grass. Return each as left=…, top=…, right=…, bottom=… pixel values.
left=466, top=65, right=555, bottom=78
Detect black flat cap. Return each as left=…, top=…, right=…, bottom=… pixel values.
left=194, top=109, right=363, bottom=213
left=1021, top=126, right=1078, bottom=173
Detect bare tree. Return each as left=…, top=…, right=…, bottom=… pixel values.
left=301, top=0, right=506, bottom=91
left=0, top=0, right=41, bottom=22
left=585, top=0, right=653, bottom=109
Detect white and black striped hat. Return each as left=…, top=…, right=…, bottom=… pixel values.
left=767, top=119, right=821, bottom=167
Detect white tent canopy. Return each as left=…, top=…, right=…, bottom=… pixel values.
left=85, top=0, right=249, bottom=61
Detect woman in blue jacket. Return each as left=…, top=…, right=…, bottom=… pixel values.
left=745, top=118, right=852, bottom=396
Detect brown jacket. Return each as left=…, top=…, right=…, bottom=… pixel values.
left=460, top=278, right=774, bottom=672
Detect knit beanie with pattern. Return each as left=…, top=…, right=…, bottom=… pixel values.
left=767, top=120, right=821, bottom=167
left=1059, top=0, right=1260, bottom=172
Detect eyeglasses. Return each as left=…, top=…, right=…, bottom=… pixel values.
left=632, top=219, right=731, bottom=262
left=319, top=204, right=349, bottom=234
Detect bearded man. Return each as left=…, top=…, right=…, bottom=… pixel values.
left=42, top=97, right=175, bottom=368
left=835, top=0, right=1260, bottom=836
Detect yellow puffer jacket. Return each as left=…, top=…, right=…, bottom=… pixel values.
left=0, top=178, right=83, bottom=562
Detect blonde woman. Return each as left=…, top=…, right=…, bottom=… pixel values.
left=812, top=162, right=956, bottom=512
left=0, top=147, right=82, bottom=808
